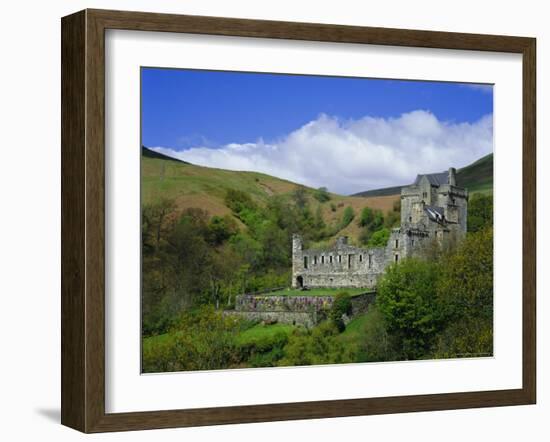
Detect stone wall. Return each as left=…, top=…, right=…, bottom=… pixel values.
left=292, top=169, right=469, bottom=291
left=235, top=294, right=333, bottom=313
left=292, top=234, right=387, bottom=289
left=224, top=310, right=317, bottom=328
left=226, top=292, right=376, bottom=328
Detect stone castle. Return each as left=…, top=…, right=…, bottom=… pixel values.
left=292, top=168, right=468, bottom=290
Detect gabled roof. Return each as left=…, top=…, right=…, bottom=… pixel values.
left=414, top=171, right=449, bottom=187
left=425, top=205, right=445, bottom=223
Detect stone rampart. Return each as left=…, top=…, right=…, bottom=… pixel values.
left=226, top=292, right=376, bottom=327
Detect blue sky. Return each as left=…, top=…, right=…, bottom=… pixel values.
left=142, top=68, right=493, bottom=194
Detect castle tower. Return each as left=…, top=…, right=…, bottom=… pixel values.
left=291, top=234, right=304, bottom=288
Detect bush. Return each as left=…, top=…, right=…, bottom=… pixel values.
left=361, top=306, right=396, bottom=362
left=278, top=322, right=356, bottom=366
left=468, top=193, right=493, bottom=232
left=313, top=187, right=331, bottom=203
left=207, top=215, right=239, bottom=245
left=433, top=227, right=493, bottom=358
left=377, top=258, right=442, bottom=359
left=142, top=306, right=244, bottom=373
left=330, top=292, right=352, bottom=332
left=341, top=206, right=355, bottom=228
left=367, top=227, right=390, bottom=247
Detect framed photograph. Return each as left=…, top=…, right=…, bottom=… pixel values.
left=61, top=9, right=536, bottom=433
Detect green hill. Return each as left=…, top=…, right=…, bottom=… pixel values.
left=455, top=153, right=493, bottom=194
left=142, top=146, right=189, bottom=163
left=353, top=153, right=493, bottom=197
left=141, top=147, right=399, bottom=244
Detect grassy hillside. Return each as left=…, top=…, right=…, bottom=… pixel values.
left=353, top=153, right=493, bottom=197
left=455, top=153, right=493, bottom=194
left=142, top=148, right=399, bottom=244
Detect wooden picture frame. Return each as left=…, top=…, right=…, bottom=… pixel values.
left=61, top=8, right=536, bottom=433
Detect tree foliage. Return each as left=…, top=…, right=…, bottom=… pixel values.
left=142, top=306, right=245, bottom=372
left=341, top=206, right=355, bottom=228
left=468, top=193, right=493, bottom=232
left=375, top=227, right=494, bottom=361
left=377, top=258, right=443, bottom=359
left=278, top=322, right=356, bottom=366
left=367, top=227, right=390, bottom=247
left=313, top=186, right=331, bottom=203
left=329, top=292, right=353, bottom=332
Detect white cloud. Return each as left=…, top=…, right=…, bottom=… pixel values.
left=151, top=110, right=493, bottom=195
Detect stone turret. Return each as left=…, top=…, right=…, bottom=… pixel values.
left=291, top=234, right=304, bottom=288
left=448, top=167, right=457, bottom=186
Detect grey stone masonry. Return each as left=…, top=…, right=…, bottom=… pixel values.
left=292, top=168, right=468, bottom=289
left=225, top=292, right=376, bottom=327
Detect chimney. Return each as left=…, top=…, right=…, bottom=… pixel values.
left=448, top=167, right=456, bottom=186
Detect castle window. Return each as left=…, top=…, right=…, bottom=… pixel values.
left=329, top=255, right=333, bottom=264
left=409, top=216, right=412, bottom=222
left=395, top=254, right=399, bottom=263
left=313, top=255, right=317, bottom=265
left=368, top=254, right=372, bottom=269
left=338, top=255, right=342, bottom=263
left=321, top=256, right=325, bottom=264
left=395, top=239, right=399, bottom=248
left=422, top=192, right=427, bottom=199
left=359, top=254, right=363, bottom=262
left=348, top=254, right=354, bottom=269
left=304, top=256, right=308, bottom=269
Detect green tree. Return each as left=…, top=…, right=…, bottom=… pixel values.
left=377, top=258, right=442, bottom=359
left=367, top=227, right=390, bottom=247
left=329, top=292, right=353, bottom=332
left=341, top=206, right=355, bottom=228
left=468, top=193, right=493, bottom=232
left=206, top=215, right=239, bottom=245
left=433, top=227, right=493, bottom=357
left=279, top=322, right=356, bottom=366
left=142, top=306, right=244, bottom=373
left=142, top=198, right=176, bottom=253
left=292, top=186, right=308, bottom=210
left=313, top=186, right=331, bottom=203
left=361, top=306, right=396, bottom=362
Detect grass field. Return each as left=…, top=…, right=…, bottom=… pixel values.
left=263, top=287, right=373, bottom=297
left=336, top=312, right=372, bottom=361
left=235, top=323, right=296, bottom=347
left=142, top=331, right=179, bottom=353
left=143, top=322, right=296, bottom=353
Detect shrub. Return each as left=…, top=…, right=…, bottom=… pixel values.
left=142, top=306, right=244, bottom=373
left=377, top=258, right=442, bottom=359
left=278, top=322, right=356, bottom=366
left=361, top=306, right=396, bottom=362
left=330, top=292, right=352, bottom=332
left=340, top=206, right=355, bottom=228
left=468, top=193, right=493, bottom=232
left=367, top=227, right=390, bottom=247
left=313, top=187, right=331, bottom=203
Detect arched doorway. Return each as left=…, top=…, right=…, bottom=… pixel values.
left=296, top=275, right=304, bottom=288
